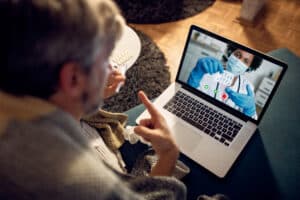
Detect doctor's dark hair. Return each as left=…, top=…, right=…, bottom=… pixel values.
left=223, top=45, right=262, bottom=71
left=0, top=0, right=123, bottom=99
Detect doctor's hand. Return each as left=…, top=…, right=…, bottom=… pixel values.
left=225, top=85, right=256, bottom=117
left=197, top=57, right=224, bottom=75
left=103, top=65, right=126, bottom=99
left=134, top=91, right=179, bottom=176
left=187, top=57, right=224, bottom=88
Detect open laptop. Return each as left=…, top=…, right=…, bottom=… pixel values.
left=136, top=25, right=287, bottom=178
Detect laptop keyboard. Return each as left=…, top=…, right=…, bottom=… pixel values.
left=163, top=91, right=243, bottom=146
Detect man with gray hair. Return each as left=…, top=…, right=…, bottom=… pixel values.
left=0, top=0, right=186, bottom=199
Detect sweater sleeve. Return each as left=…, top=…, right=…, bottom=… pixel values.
left=0, top=111, right=186, bottom=200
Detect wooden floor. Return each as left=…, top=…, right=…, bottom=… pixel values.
left=130, top=0, right=300, bottom=81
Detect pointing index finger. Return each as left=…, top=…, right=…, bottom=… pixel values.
left=138, top=91, right=160, bottom=118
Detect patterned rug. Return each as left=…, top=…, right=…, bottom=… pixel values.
left=103, top=29, right=171, bottom=112
left=114, top=0, right=215, bottom=24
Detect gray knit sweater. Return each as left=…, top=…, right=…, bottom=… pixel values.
left=0, top=91, right=186, bottom=200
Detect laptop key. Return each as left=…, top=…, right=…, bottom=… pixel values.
left=196, top=124, right=205, bottom=131
left=214, top=136, right=220, bottom=140
left=204, top=128, right=211, bottom=134
left=232, top=131, right=238, bottom=138
left=233, top=124, right=241, bottom=130
left=233, top=129, right=239, bottom=135
left=222, top=134, right=233, bottom=142
left=228, top=130, right=234, bottom=136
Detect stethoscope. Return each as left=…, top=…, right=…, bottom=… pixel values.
left=214, top=75, right=241, bottom=103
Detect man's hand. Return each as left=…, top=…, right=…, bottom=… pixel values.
left=103, top=65, right=125, bottom=99
left=134, top=91, right=179, bottom=176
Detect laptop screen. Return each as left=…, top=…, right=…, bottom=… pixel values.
left=177, top=25, right=287, bottom=123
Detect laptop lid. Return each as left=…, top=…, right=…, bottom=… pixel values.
left=176, top=25, right=287, bottom=125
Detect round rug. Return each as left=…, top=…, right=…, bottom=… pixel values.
left=103, top=29, right=171, bottom=113
left=114, top=0, right=216, bottom=24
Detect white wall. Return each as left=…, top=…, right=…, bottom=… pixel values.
left=244, top=60, right=283, bottom=90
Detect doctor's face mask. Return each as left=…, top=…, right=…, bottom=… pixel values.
left=226, top=54, right=249, bottom=76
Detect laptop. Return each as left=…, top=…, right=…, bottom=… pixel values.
left=136, top=25, right=287, bottom=178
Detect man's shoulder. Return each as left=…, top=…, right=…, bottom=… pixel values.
left=0, top=108, right=82, bottom=146
left=0, top=109, right=126, bottom=199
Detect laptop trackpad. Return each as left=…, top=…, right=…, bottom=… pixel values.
left=172, top=122, right=202, bottom=153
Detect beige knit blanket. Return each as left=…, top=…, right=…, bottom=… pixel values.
left=82, top=109, right=127, bottom=151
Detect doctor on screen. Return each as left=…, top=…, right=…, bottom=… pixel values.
left=187, top=47, right=262, bottom=119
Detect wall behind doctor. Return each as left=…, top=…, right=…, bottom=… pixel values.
left=245, top=60, right=283, bottom=89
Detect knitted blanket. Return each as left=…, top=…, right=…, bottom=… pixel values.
left=82, top=109, right=128, bottom=151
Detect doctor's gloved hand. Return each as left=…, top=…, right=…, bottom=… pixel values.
left=225, top=85, right=256, bottom=117
left=187, top=57, right=224, bottom=88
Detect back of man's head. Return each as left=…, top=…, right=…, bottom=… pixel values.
left=0, top=0, right=123, bottom=99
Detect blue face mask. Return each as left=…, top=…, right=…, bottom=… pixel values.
left=226, top=54, right=248, bottom=76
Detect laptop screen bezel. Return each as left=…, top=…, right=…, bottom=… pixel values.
left=176, top=25, right=288, bottom=125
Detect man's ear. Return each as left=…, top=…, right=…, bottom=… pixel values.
left=58, top=63, right=86, bottom=98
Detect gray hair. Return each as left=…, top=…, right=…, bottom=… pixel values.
left=0, top=0, right=124, bottom=98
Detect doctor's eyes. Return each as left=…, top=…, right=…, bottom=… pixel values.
left=234, top=51, right=250, bottom=66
